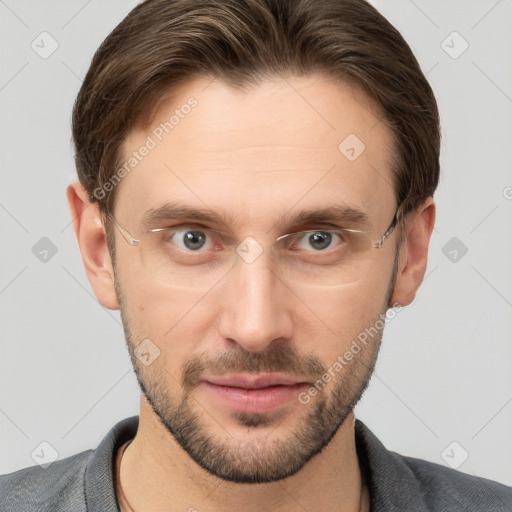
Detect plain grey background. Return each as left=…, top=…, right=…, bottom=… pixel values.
left=1, top=0, right=511, bottom=486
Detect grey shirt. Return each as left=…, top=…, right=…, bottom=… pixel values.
left=1, top=415, right=510, bottom=511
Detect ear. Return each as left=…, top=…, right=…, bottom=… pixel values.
left=389, top=197, right=436, bottom=307
left=66, top=182, right=119, bottom=310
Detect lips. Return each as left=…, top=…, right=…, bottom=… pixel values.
left=201, top=373, right=309, bottom=414
left=203, top=373, right=305, bottom=389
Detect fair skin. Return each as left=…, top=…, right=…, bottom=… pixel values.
left=68, top=74, right=435, bottom=511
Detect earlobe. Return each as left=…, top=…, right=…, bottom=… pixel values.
left=389, top=197, right=436, bottom=308
left=66, top=182, right=119, bottom=310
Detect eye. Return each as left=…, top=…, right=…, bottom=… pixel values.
left=293, top=230, right=345, bottom=251
left=169, top=229, right=215, bottom=251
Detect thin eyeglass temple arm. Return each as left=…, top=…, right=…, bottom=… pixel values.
left=107, top=213, right=140, bottom=246
left=372, top=201, right=404, bottom=249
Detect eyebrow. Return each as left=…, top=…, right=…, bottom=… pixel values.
left=141, top=200, right=372, bottom=232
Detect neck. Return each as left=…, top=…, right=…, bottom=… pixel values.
left=117, top=396, right=367, bottom=512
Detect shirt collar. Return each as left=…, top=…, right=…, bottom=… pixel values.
left=355, top=419, right=430, bottom=511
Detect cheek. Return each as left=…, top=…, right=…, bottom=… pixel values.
left=119, top=278, right=220, bottom=372
left=300, top=270, right=392, bottom=355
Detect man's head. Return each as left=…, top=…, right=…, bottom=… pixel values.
left=68, top=0, right=438, bottom=484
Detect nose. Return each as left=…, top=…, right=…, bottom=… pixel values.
left=217, top=253, right=294, bottom=353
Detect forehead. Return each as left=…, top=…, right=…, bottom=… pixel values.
left=116, top=74, right=396, bottom=230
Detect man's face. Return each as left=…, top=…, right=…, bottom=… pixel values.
left=111, top=74, right=399, bottom=483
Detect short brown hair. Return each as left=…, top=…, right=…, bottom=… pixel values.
left=72, top=0, right=440, bottom=234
